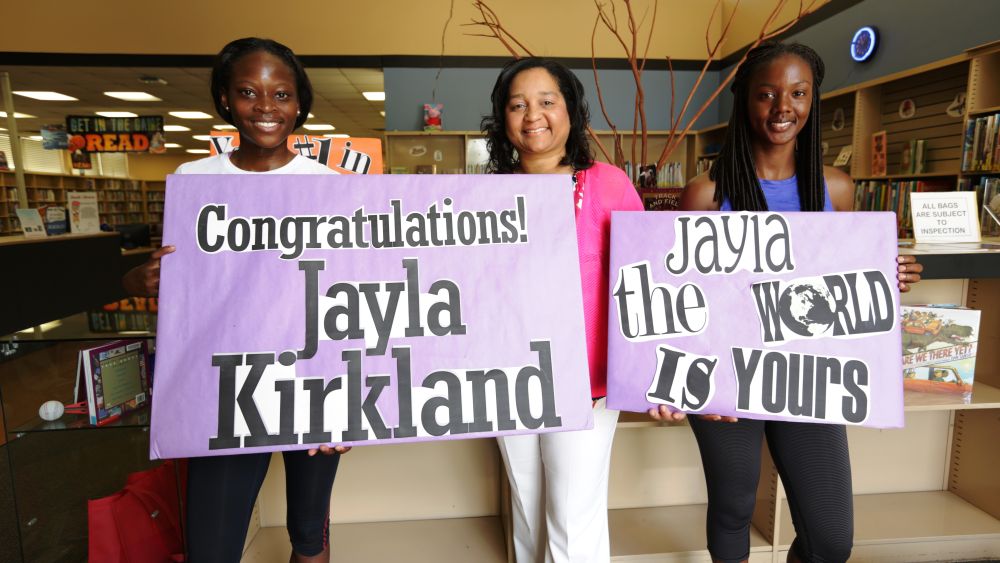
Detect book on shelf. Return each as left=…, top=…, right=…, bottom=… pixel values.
left=854, top=178, right=953, bottom=235
left=415, top=164, right=437, bottom=174
left=833, top=145, right=852, bottom=167
left=67, top=191, right=101, bottom=233
left=899, top=139, right=927, bottom=175
left=961, top=111, right=1000, bottom=172
left=73, top=339, right=152, bottom=425
left=901, top=305, right=979, bottom=400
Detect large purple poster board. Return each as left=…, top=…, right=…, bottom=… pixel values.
left=607, top=211, right=904, bottom=428
left=150, top=175, right=593, bottom=459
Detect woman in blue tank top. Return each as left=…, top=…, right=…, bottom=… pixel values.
left=653, top=42, right=923, bottom=563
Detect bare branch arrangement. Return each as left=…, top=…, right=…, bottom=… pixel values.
left=466, top=0, right=821, bottom=180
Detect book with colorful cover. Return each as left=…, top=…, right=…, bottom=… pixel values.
left=901, top=305, right=980, bottom=398
left=74, top=339, right=152, bottom=425
left=871, top=130, right=887, bottom=176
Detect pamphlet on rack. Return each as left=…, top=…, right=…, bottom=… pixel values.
left=74, top=339, right=152, bottom=425
left=67, top=191, right=101, bottom=234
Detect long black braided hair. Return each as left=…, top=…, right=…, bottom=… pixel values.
left=710, top=41, right=826, bottom=211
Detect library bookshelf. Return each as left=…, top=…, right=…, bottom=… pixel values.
left=0, top=171, right=165, bottom=236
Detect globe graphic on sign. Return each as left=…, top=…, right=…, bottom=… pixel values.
left=777, top=282, right=836, bottom=336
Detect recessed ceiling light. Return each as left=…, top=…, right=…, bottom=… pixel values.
left=186, top=149, right=210, bottom=154
left=303, top=124, right=335, bottom=131
left=104, top=91, right=162, bottom=102
left=14, top=91, right=78, bottom=101
left=165, top=143, right=181, bottom=148
left=0, top=112, right=36, bottom=119
left=380, top=111, right=385, bottom=117
left=97, top=111, right=138, bottom=118
left=192, top=135, right=213, bottom=141
left=324, top=134, right=350, bottom=138
left=164, top=125, right=190, bottom=132
left=170, top=111, right=213, bottom=119
left=213, top=124, right=237, bottom=130
left=362, top=91, right=385, bottom=101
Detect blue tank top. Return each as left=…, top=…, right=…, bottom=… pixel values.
left=719, top=175, right=833, bottom=212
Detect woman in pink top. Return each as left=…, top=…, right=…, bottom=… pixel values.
left=482, top=57, right=685, bottom=563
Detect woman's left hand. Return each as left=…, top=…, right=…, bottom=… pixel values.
left=308, top=444, right=352, bottom=456
left=897, top=255, right=923, bottom=293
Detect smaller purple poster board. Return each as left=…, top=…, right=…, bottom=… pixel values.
left=607, top=211, right=904, bottom=428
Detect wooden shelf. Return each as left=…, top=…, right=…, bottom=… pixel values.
left=778, top=491, right=1000, bottom=548
left=905, top=382, right=1000, bottom=411
left=853, top=172, right=959, bottom=181
left=609, top=504, right=770, bottom=560
left=968, top=104, right=1000, bottom=117
left=242, top=516, right=507, bottom=563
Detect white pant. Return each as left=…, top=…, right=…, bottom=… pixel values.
left=497, top=399, right=620, bottom=563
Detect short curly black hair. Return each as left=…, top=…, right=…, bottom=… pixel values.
left=481, top=58, right=593, bottom=174
left=210, top=37, right=312, bottom=130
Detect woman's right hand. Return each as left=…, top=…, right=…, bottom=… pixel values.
left=647, top=405, right=687, bottom=422
left=122, top=245, right=175, bottom=297
left=696, top=414, right=739, bottom=422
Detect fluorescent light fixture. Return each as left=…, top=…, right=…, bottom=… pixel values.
left=213, top=124, right=237, bottom=130
left=380, top=111, right=385, bottom=117
left=97, top=111, right=138, bottom=118
left=303, top=124, right=335, bottom=131
left=324, top=134, right=350, bottom=138
left=192, top=135, right=213, bottom=141
left=164, top=124, right=190, bottom=132
left=14, top=91, right=78, bottom=101
left=186, top=149, right=210, bottom=154
left=165, top=143, right=181, bottom=148
left=169, top=111, right=213, bottom=119
left=104, top=91, right=162, bottom=102
left=362, top=91, right=385, bottom=101
left=0, top=111, right=36, bottom=119
left=27, top=135, right=43, bottom=141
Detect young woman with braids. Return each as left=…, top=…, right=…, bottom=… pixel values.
left=648, top=42, right=923, bottom=563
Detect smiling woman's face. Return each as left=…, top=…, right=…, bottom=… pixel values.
left=746, top=54, right=814, bottom=148
left=221, top=50, right=299, bottom=153
left=504, top=67, right=571, bottom=163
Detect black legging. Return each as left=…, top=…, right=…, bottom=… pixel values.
left=688, top=417, right=853, bottom=563
left=186, top=450, right=341, bottom=562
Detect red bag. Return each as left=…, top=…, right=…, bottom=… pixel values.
left=88, top=459, right=187, bottom=562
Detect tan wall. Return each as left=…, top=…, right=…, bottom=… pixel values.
left=128, top=153, right=196, bottom=181
left=721, top=0, right=833, bottom=56
left=1, top=0, right=752, bottom=60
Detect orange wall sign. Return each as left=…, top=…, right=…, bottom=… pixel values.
left=208, top=131, right=383, bottom=174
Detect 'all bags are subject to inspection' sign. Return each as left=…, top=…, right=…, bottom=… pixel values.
left=607, top=211, right=904, bottom=428
left=150, top=175, right=594, bottom=459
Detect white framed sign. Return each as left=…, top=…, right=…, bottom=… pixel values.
left=910, top=191, right=981, bottom=243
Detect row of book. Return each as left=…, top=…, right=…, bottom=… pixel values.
left=854, top=178, right=954, bottom=234
left=961, top=111, right=1000, bottom=172
left=624, top=161, right=685, bottom=189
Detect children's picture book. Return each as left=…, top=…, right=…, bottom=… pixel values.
left=74, top=339, right=152, bottom=425
left=871, top=130, right=888, bottom=176
left=67, top=191, right=101, bottom=233
left=901, top=305, right=980, bottom=399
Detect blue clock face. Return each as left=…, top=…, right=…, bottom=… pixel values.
left=851, top=26, right=878, bottom=62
